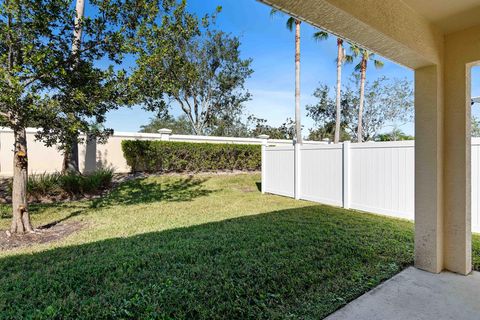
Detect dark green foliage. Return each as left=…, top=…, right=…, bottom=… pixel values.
left=122, top=140, right=261, bottom=173
left=140, top=115, right=195, bottom=135
left=24, top=169, right=113, bottom=200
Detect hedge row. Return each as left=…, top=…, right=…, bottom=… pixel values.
left=122, top=140, right=261, bottom=173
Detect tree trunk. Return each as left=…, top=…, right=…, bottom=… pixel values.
left=295, top=20, right=302, bottom=144
left=357, top=59, right=367, bottom=143
left=11, top=127, right=33, bottom=234
left=334, top=38, right=343, bottom=144
left=63, top=0, right=85, bottom=173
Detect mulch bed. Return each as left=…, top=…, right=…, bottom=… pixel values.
left=0, top=221, right=85, bottom=251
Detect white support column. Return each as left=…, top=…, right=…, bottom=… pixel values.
left=294, top=140, right=301, bottom=200
left=158, top=128, right=172, bottom=141
left=258, top=134, right=269, bottom=194
left=342, top=141, right=351, bottom=209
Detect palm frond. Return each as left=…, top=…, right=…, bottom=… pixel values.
left=374, top=59, right=384, bottom=69
left=286, top=17, right=296, bottom=31
left=270, top=8, right=279, bottom=17
left=313, top=30, right=328, bottom=41
left=349, top=44, right=361, bottom=58
left=344, top=55, right=354, bottom=64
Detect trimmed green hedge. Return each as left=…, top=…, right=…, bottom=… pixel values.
left=122, top=140, right=261, bottom=173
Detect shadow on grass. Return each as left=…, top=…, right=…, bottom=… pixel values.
left=0, top=201, right=89, bottom=220
left=1, top=176, right=214, bottom=229
left=92, top=176, right=214, bottom=208
left=0, top=206, right=415, bottom=319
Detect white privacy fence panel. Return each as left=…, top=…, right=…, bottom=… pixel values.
left=471, top=138, right=480, bottom=232
left=299, top=144, right=343, bottom=206
left=262, top=140, right=480, bottom=233
left=263, top=146, right=295, bottom=197
left=349, top=142, right=415, bottom=220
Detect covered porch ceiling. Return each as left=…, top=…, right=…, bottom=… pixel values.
left=258, top=0, right=480, bottom=69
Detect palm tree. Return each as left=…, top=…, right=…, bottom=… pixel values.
left=347, top=45, right=384, bottom=142
left=271, top=9, right=303, bottom=144
left=313, top=31, right=348, bottom=144
left=63, top=0, right=85, bottom=173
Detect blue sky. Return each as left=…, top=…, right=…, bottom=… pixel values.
left=105, top=0, right=480, bottom=135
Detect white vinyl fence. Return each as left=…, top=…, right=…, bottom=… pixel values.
left=262, top=139, right=480, bottom=233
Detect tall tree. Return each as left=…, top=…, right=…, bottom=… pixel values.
left=334, top=38, right=347, bottom=143
left=271, top=9, right=303, bottom=143
left=51, top=0, right=178, bottom=173
left=140, top=114, right=194, bottom=135
left=306, top=77, right=413, bottom=141
left=132, top=5, right=253, bottom=136
left=0, top=0, right=162, bottom=233
left=306, top=84, right=353, bottom=142
left=347, top=45, right=384, bottom=142
left=63, top=0, right=86, bottom=173
left=248, top=115, right=297, bottom=140
left=0, top=0, right=76, bottom=233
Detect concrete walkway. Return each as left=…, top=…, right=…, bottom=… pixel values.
left=325, top=267, right=480, bottom=320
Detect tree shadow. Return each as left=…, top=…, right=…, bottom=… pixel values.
left=92, top=176, right=214, bottom=208
left=0, top=201, right=89, bottom=220
left=0, top=206, right=414, bottom=319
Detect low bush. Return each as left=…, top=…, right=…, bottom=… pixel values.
left=25, top=169, right=114, bottom=201
left=27, top=172, right=62, bottom=199
left=122, top=140, right=261, bottom=173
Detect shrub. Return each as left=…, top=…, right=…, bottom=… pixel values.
left=27, top=172, right=62, bottom=199
left=122, top=140, right=261, bottom=173
left=59, top=173, right=84, bottom=197
left=81, top=168, right=114, bottom=194
left=20, top=169, right=114, bottom=200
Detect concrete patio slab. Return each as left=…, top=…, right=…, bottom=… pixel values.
left=325, top=267, right=480, bottom=320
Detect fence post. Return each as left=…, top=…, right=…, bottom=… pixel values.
left=258, top=134, right=269, bottom=194
left=342, top=141, right=351, bottom=209
left=294, top=140, right=302, bottom=200
left=158, top=128, right=172, bottom=141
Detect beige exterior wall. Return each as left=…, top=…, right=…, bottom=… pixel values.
left=0, top=128, right=296, bottom=176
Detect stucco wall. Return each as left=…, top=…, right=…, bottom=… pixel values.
left=0, top=128, right=298, bottom=176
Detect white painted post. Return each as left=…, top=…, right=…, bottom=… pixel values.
left=294, top=139, right=301, bottom=200
left=258, top=134, right=269, bottom=194
left=158, top=128, right=172, bottom=141
left=342, top=141, right=351, bottom=209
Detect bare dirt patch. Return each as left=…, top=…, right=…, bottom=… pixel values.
left=0, top=221, right=85, bottom=251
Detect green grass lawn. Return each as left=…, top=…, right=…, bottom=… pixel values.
left=0, top=173, right=479, bottom=319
